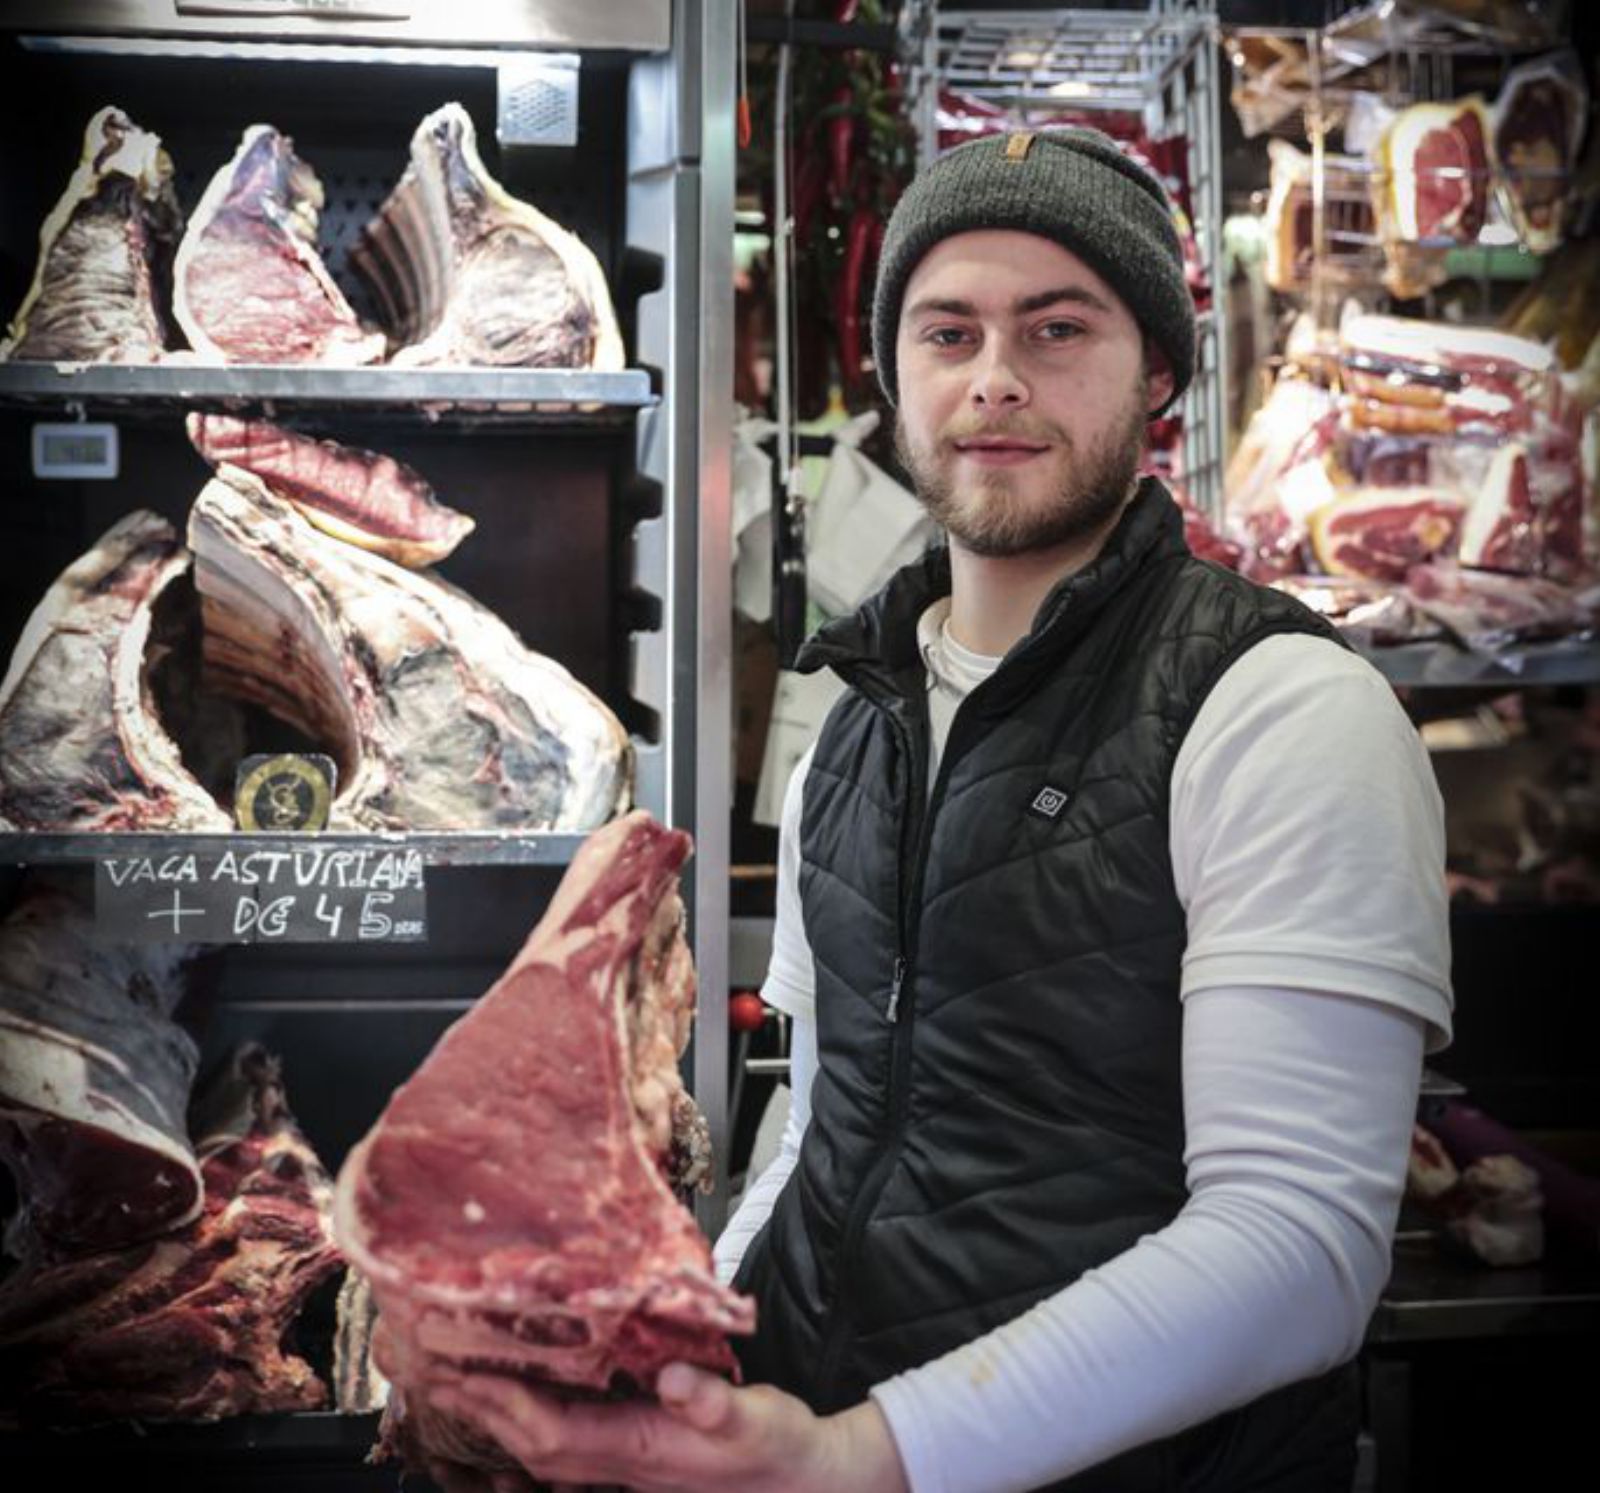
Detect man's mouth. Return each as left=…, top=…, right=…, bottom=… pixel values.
left=951, top=437, right=1051, bottom=465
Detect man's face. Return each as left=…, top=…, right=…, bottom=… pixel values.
left=892, top=230, right=1174, bottom=558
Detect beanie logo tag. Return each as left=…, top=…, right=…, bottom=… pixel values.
left=1003, top=131, right=1036, bottom=161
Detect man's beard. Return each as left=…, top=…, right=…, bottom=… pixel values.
left=894, top=375, right=1149, bottom=558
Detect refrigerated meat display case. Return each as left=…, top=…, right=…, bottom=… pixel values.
left=0, top=2, right=736, bottom=1485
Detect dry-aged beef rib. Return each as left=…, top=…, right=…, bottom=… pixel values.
left=188, top=468, right=630, bottom=830
left=352, top=103, right=624, bottom=369
left=188, top=413, right=475, bottom=568
left=173, top=125, right=385, bottom=366
left=0, top=106, right=181, bottom=363
left=0, top=511, right=230, bottom=833
left=0, top=885, right=200, bottom=1262
left=0, top=1045, right=343, bottom=1426
left=333, top=812, right=753, bottom=1466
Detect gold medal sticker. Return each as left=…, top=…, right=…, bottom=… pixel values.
left=236, top=754, right=333, bottom=832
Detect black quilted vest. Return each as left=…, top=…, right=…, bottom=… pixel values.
left=734, top=482, right=1361, bottom=1491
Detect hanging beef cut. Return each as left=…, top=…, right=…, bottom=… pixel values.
left=1490, top=55, right=1588, bottom=256
left=0, top=1045, right=343, bottom=1426
left=0, top=884, right=200, bottom=1263
left=187, top=413, right=476, bottom=567
left=333, top=811, right=752, bottom=1472
left=0, top=510, right=230, bottom=833
left=188, top=467, right=631, bottom=831
left=1374, top=96, right=1491, bottom=244
left=0, top=106, right=181, bottom=363
left=351, top=103, right=624, bottom=369
left=173, top=125, right=385, bottom=365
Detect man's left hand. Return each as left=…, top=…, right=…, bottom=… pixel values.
left=419, top=1360, right=909, bottom=1493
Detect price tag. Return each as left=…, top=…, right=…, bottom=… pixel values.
left=31, top=422, right=120, bottom=480
left=95, top=846, right=428, bottom=944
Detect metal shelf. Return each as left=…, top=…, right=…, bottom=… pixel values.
left=0, top=830, right=587, bottom=868
left=0, top=364, right=657, bottom=424
left=3, top=1409, right=385, bottom=1467
left=1359, top=640, right=1600, bottom=690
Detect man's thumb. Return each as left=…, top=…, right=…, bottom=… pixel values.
left=657, top=1363, right=735, bottom=1434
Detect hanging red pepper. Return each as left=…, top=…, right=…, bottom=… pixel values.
left=837, top=205, right=875, bottom=396
left=790, top=129, right=825, bottom=247
left=833, top=0, right=861, bottom=22
left=826, top=84, right=855, bottom=206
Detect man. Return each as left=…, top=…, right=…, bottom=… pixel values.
left=421, top=129, right=1452, bottom=1492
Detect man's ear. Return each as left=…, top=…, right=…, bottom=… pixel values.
left=1143, top=339, right=1176, bottom=415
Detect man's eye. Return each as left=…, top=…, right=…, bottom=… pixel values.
left=925, top=327, right=970, bottom=348
left=1037, top=321, right=1083, bottom=342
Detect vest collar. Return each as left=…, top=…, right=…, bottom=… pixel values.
left=798, top=478, right=1187, bottom=705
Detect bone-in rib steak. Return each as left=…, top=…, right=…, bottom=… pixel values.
left=0, top=107, right=182, bottom=364
left=332, top=811, right=753, bottom=1465
left=0, top=511, right=229, bottom=833
left=188, top=468, right=630, bottom=831
left=352, top=103, right=624, bottom=370
left=173, top=125, right=385, bottom=366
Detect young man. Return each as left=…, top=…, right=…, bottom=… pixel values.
left=420, top=129, right=1452, bottom=1493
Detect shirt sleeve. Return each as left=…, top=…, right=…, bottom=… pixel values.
left=1170, top=632, right=1453, bottom=1052
left=761, top=744, right=817, bottom=1024
left=712, top=1011, right=817, bottom=1284
left=869, top=984, right=1426, bottom=1493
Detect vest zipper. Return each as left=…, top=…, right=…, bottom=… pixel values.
left=886, top=956, right=907, bottom=1023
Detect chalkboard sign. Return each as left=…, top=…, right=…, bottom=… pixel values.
left=95, top=846, right=428, bottom=944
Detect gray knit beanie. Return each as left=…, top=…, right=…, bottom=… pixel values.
left=872, top=127, right=1195, bottom=417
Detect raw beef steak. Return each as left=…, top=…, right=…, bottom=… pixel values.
left=0, top=884, right=200, bottom=1261
left=173, top=125, right=385, bottom=365
left=0, top=106, right=181, bottom=363
left=333, top=812, right=752, bottom=1465
left=352, top=103, right=624, bottom=369
left=0, top=510, right=230, bottom=833
left=188, top=467, right=630, bottom=831
left=188, top=412, right=475, bottom=567
left=0, top=1045, right=343, bottom=1426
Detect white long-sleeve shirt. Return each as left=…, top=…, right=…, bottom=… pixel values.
left=714, top=626, right=1453, bottom=1492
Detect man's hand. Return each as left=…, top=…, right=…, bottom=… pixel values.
left=417, top=1361, right=910, bottom=1493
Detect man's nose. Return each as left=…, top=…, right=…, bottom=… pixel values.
left=969, top=338, right=1029, bottom=407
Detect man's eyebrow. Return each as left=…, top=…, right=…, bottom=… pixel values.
left=1014, top=285, right=1114, bottom=316
left=903, top=286, right=1114, bottom=321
